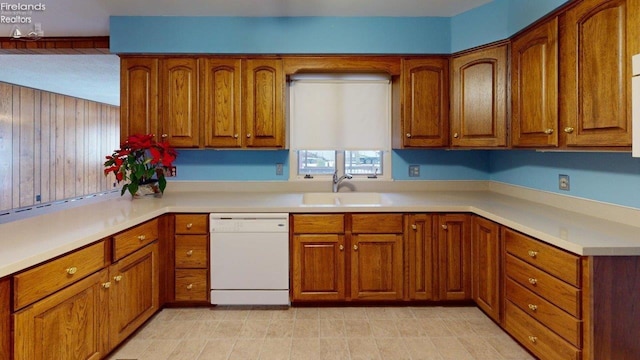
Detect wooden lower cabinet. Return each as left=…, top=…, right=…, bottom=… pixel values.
left=292, top=234, right=346, bottom=301
left=351, top=233, right=403, bottom=300
left=173, top=214, right=209, bottom=303
left=108, top=242, right=160, bottom=350
left=13, top=270, right=110, bottom=360
left=406, top=214, right=437, bottom=300
left=437, top=214, right=471, bottom=300
left=471, top=216, right=501, bottom=322
left=0, top=278, right=9, bottom=360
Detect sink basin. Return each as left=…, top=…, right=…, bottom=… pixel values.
left=301, top=192, right=382, bottom=206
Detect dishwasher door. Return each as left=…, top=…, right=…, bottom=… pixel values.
left=210, top=213, right=289, bottom=305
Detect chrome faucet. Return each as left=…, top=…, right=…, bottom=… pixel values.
left=332, top=171, right=353, bottom=193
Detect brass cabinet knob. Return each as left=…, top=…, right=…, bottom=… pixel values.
left=186, top=223, right=193, bottom=229
left=186, top=250, right=193, bottom=257
left=114, top=275, right=123, bottom=282
left=406, top=133, right=412, bottom=138
left=234, top=134, right=239, bottom=139
left=246, top=133, right=252, bottom=138
left=339, top=244, right=344, bottom=251
left=161, top=134, right=168, bottom=138
left=411, top=224, right=417, bottom=230
left=102, top=282, right=111, bottom=289
left=353, top=245, right=358, bottom=251
left=564, top=127, right=575, bottom=133
left=66, top=267, right=78, bottom=275
left=453, top=132, right=459, bottom=138
left=528, top=278, right=538, bottom=285
left=544, top=128, right=554, bottom=134
left=528, top=250, right=538, bottom=258
left=528, top=336, right=537, bottom=343
left=138, top=235, right=146, bottom=241
left=441, top=224, right=448, bottom=230
left=528, top=304, right=538, bottom=311
left=186, top=284, right=193, bottom=290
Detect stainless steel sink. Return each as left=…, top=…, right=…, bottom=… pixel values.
left=301, top=192, right=383, bottom=206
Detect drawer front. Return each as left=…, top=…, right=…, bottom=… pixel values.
left=175, top=235, right=208, bottom=268
left=506, top=254, right=581, bottom=317
left=351, top=214, right=403, bottom=234
left=175, top=214, right=208, bottom=234
left=293, top=214, right=344, bottom=234
left=175, top=269, right=208, bottom=301
left=113, top=219, right=159, bottom=261
left=505, top=301, right=581, bottom=360
left=13, top=241, right=106, bottom=310
left=504, top=228, right=581, bottom=287
left=506, top=277, right=581, bottom=347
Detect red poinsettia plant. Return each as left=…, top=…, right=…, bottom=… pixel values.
left=104, top=134, right=177, bottom=197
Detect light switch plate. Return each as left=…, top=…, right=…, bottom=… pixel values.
left=276, top=163, right=284, bottom=176
left=409, top=165, right=420, bottom=177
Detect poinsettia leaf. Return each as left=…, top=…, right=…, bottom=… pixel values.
left=158, top=176, right=167, bottom=193
left=128, top=182, right=138, bottom=197
left=120, top=183, right=129, bottom=196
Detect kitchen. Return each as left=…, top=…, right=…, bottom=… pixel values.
left=2, top=0, right=640, bottom=359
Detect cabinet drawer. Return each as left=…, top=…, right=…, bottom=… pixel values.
left=175, top=235, right=208, bottom=268
left=505, top=301, right=580, bottom=360
left=113, top=219, right=158, bottom=261
left=504, top=228, right=581, bottom=287
left=352, top=214, right=403, bottom=234
left=175, top=269, right=208, bottom=301
left=293, top=214, right=344, bottom=234
left=506, top=254, right=581, bottom=317
left=13, top=241, right=106, bottom=310
left=175, top=214, right=208, bottom=234
left=506, top=277, right=581, bottom=347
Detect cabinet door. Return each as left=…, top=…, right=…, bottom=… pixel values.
left=201, top=58, right=243, bottom=148
left=560, top=0, right=636, bottom=146
left=109, top=242, right=159, bottom=348
left=160, top=58, right=199, bottom=147
left=244, top=59, right=285, bottom=148
left=120, top=57, right=159, bottom=142
left=351, top=234, right=403, bottom=300
left=400, top=58, right=449, bottom=147
left=451, top=45, right=508, bottom=147
left=437, top=214, right=471, bottom=300
left=0, top=278, right=8, bottom=360
left=511, top=17, right=559, bottom=147
left=292, top=234, right=346, bottom=301
left=406, top=214, right=437, bottom=300
left=471, top=216, right=501, bottom=323
left=13, top=270, right=110, bottom=360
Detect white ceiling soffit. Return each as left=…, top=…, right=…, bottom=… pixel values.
left=0, top=55, right=120, bottom=106
left=9, top=0, right=493, bottom=37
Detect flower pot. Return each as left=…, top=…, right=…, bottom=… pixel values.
left=132, top=181, right=162, bottom=199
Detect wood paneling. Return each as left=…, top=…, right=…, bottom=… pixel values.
left=0, top=82, right=119, bottom=212
left=0, top=277, right=11, bottom=360
left=0, top=36, right=109, bottom=54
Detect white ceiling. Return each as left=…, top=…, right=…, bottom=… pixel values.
left=0, top=0, right=492, bottom=106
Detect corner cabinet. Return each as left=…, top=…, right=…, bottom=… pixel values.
left=471, top=216, right=501, bottom=323
left=560, top=0, right=638, bottom=147
left=396, top=57, right=450, bottom=148
left=120, top=57, right=159, bottom=143
left=511, top=17, right=559, bottom=148
left=450, top=44, right=508, bottom=147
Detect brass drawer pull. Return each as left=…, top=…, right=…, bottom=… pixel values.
left=528, top=250, right=538, bottom=258
left=137, top=235, right=146, bottom=241
left=114, top=275, right=123, bottom=282
left=528, top=278, right=538, bottom=285
left=186, top=284, right=193, bottom=290
left=66, top=267, right=78, bottom=275
left=186, top=250, right=193, bottom=257
left=102, top=282, right=111, bottom=289
left=186, top=223, right=193, bottom=229
left=528, top=304, right=538, bottom=311
left=528, top=336, right=537, bottom=343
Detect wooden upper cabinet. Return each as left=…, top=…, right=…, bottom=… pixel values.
left=244, top=59, right=285, bottom=148
left=560, top=0, right=636, bottom=147
left=120, top=57, right=159, bottom=142
left=399, top=57, right=449, bottom=147
left=511, top=17, right=559, bottom=147
left=451, top=44, right=508, bottom=147
left=160, top=58, right=199, bottom=147
left=200, top=58, right=243, bottom=148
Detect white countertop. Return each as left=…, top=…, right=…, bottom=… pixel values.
left=1, top=188, right=640, bottom=278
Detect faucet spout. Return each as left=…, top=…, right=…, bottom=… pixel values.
left=332, top=171, right=353, bottom=193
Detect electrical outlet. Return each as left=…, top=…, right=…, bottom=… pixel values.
left=559, top=174, right=570, bottom=191
left=409, top=165, right=420, bottom=177
left=165, top=166, right=177, bottom=177
left=276, top=163, right=283, bottom=176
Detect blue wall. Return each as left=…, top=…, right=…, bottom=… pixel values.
left=173, top=150, right=289, bottom=181
left=392, top=150, right=490, bottom=180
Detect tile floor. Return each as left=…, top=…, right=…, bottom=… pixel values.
left=106, top=306, right=536, bottom=360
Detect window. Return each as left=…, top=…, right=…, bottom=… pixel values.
left=289, top=74, right=391, bottom=179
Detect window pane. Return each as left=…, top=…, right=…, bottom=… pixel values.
left=345, top=151, right=383, bottom=175
left=298, top=150, right=336, bottom=175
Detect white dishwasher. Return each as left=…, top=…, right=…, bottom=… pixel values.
left=210, top=213, right=290, bottom=305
